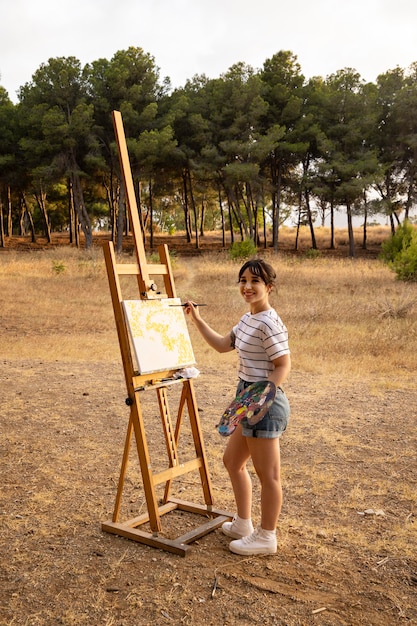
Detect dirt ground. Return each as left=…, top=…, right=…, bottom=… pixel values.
left=1, top=358, right=416, bottom=626
left=1, top=232, right=416, bottom=625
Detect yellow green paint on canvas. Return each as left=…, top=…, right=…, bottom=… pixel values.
left=122, top=298, right=195, bottom=374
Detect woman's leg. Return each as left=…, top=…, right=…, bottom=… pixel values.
left=246, top=437, right=282, bottom=530
left=222, top=426, right=252, bottom=518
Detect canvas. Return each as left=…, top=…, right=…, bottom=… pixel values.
left=122, top=298, right=195, bottom=374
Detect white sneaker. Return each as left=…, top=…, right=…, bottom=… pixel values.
left=229, top=527, right=277, bottom=555
left=222, top=514, right=254, bottom=539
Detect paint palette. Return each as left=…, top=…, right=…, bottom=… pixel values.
left=217, top=380, right=276, bottom=437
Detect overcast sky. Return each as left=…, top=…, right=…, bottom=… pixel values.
left=1, top=0, right=417, bottom=102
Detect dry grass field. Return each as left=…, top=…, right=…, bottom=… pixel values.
left=1, top=228, right=416, bottom=625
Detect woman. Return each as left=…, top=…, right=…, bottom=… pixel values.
left=185, top=258, right=291, bottom=555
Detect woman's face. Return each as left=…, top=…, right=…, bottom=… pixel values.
left=238, top=268, right=271, bottom=313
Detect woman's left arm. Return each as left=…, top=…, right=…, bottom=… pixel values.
left=269, top=353, right=291, bottom=387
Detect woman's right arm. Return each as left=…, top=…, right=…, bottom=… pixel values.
left=185, top=302, right=234, bottom=353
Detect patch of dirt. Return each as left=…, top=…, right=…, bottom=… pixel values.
left=1, top=359, right=416, bottom=625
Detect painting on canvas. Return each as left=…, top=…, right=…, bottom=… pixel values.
left=122, top=298, right=195, bottom=374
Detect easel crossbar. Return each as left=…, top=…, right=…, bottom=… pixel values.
left=152, top=458, right=203, bottom=485
left=115, top=262, right=170, bottom=276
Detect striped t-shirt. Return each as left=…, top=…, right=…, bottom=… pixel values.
left=231, top=309, right=290, bottom=382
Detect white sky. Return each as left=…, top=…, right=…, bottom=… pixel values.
left=1, top=0, right=417, bottom=103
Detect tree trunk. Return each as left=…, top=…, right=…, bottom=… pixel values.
left=103, top=177, right=117, bottom=245
left=20, top=194, right=36, bottom=242
left=218, top=186, right=226, bottom=247
left=68, top=178, right=74, bottom=244
left=389, top=213, right=395, bottom=234
left=295, top=206, right=301, bottom=252
left=200, top=198, right=206, bottom=237
left=249, top=186, right=260, bottom=245
left=362, top=192, right=368, bottom=250
left=330, top=198, right=335, bottom=249
left=34, top=186, right=52, bottom=243
left=304, top=189, right=317, bottom=249
left=6, top=186, right=12, bottom=237
left=116, top=184, right=125, bottom=254
left=232, top=187, right=248, bottom=240
left=404, top=178, right=414, bottom=221
left=182, top=171, right=192, bottom=243
left=295, top=182, right=302, bottom=251
left=227, top=198, right=234, bottom=244
left=253, top=198, right=260, bottom=247
left=19, top=203, right=25, bottom=236
left=187, top=167, right=199, bottom=249
left=262, top=205, right=267, bottom=249
left=137, top=180, right=146, bottom=248
left=68, top=179, right=80, bottom=247
left=271, top=161, right=282, bottom=252
left=149, top=178, right=154, bottom=249
left=346, top=202, right=356, bottom=258
left=71, top=172, right=93, bottom=249
left=230, top=203, right=244, bottom=241
left=242, top=182, right=254, bottom=240
left=0, top=196, right=5, bottom=247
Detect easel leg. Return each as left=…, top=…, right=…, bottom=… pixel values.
left=112, top=415, right=134, bottom=523
left=130, top=396, right=162, bottom=533
left=162, top=380, right=213, bottom=506
left=185, top=380, right=214, bottom=506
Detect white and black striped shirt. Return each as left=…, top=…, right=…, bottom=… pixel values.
left=231, top=309, right=290, bottom=382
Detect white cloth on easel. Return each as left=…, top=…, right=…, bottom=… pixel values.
left=173, top=367, right=200, bottom=379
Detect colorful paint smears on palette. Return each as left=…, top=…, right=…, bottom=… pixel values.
left=217, top=381, right=276, bottom=437
left=122, top=298, right=195, bottom=374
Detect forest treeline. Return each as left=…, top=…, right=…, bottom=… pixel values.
left=0, top=47, right=416, bottom=256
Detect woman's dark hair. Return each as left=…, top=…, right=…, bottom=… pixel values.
left=238, top=259, right=276, bottom=286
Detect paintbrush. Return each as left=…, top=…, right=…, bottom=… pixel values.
left=169, top=303, right=207, bottom=307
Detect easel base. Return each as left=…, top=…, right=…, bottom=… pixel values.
left=102, top=497, right=233, bottom=557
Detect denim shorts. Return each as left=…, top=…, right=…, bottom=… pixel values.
left=237, top=379, right=290, bottom=439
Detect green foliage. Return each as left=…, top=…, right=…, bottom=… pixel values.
left=304, top=247, right=321, bottom=259
left=380, top=222, right=417, bottom=281
left=147, top=249, right=178, bottom=267
left=51, top=260, right=66, bottom=274
left=380, top=221, right=414, bottom=263
left=228, top=239, right=257, bottom=259
left=390, top=232, right=417, bottom=281
left=2, top=49, right=417, bottom=253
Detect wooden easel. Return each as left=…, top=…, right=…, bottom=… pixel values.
left=101, top=111, right=231, bottom=556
